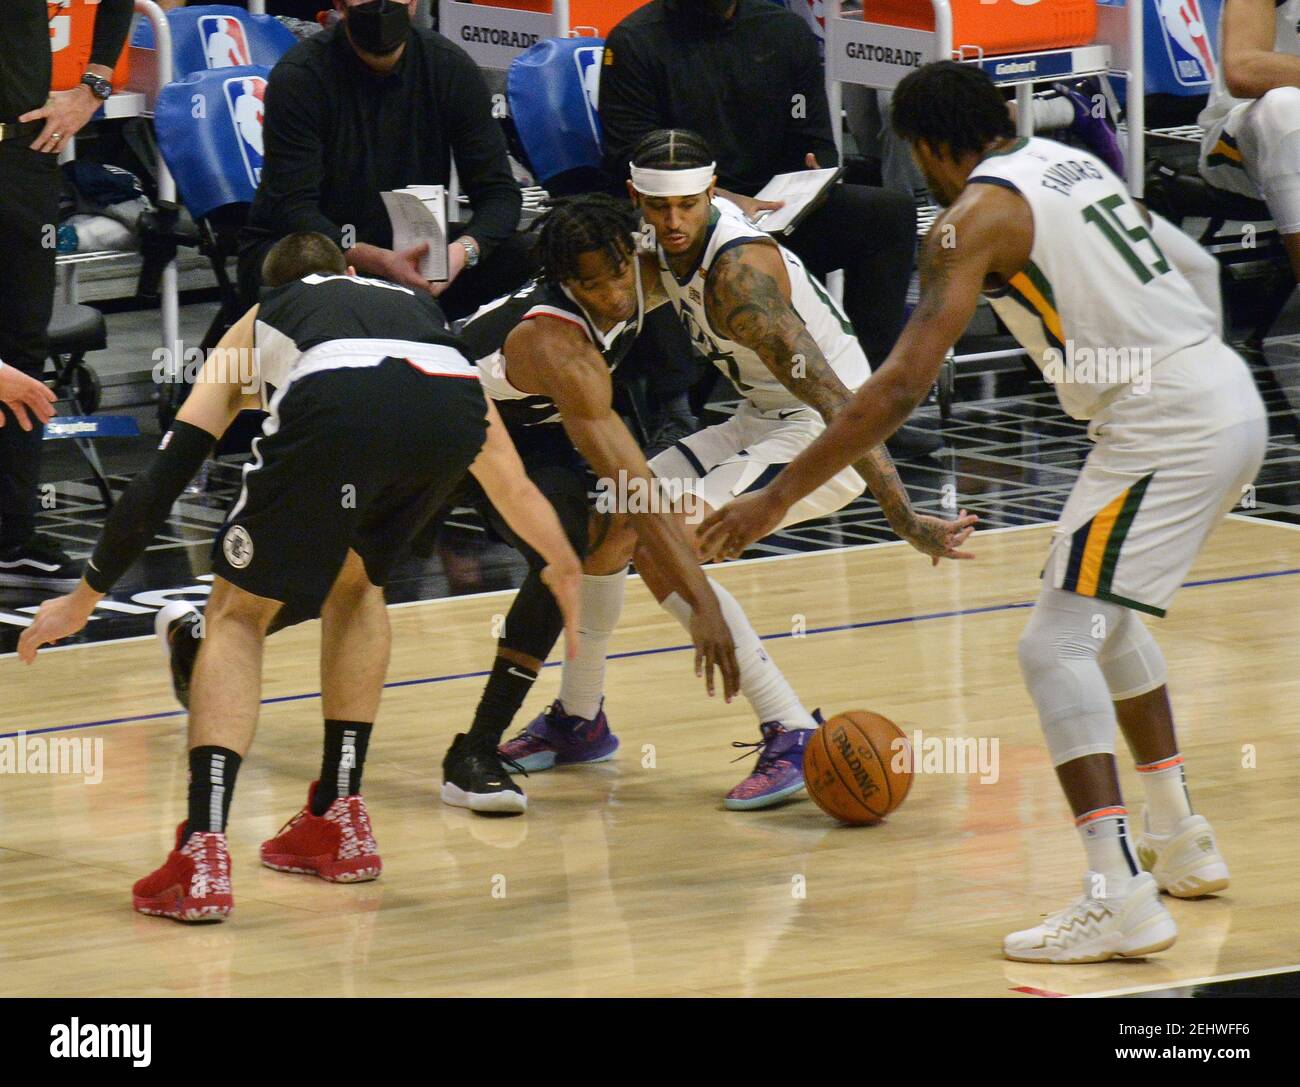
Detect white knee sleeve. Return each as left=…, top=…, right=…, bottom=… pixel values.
left=1017, top=588, right=1124, bottom=766
left=1245, top=87, right=1300, bottom=233
left=1097, top=606, right=1167, bottom=701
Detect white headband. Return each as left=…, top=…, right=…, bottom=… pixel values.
left=629, top=162, right=716, bottom=197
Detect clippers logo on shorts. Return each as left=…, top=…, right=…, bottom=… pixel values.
left=223, top=525, right=254, bottom=569
left=223, top=76, right=266, bottom=188
left=572, top=46, right=603, bottom=142
left=199, top=15, right=253, bottom=69
left=1156, top=0, right=1217, bottom=86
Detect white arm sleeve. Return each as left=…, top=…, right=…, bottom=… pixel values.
left=1148, top=212, right=1224, bottom=334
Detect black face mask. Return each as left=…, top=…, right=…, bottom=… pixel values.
left=666, top=0, right=737, bottom=32
left=346, top=0, right=411, bottom=56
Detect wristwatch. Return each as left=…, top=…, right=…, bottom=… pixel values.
left=458, top=235, right=481, bottom=269
left=80, top=73, right=113, bottom=102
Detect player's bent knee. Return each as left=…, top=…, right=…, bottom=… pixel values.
left=1252, top=87, right=1300, bottom=139
left=205, top=577, right=281, bottom=630
left=1097, top=609, right=1167, bottom=700
left=585, top=510, right=636, bottom=573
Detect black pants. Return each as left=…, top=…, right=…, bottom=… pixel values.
left=237, top=229, right=538, bottom=323
left=783, top=183, right=917, bottom=366
left=0, top=140, right=59, bottom=550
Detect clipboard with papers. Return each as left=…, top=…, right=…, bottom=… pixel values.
left=380, top=185, right=450, bottom=282
left=744, top=167, right=844, bottom=236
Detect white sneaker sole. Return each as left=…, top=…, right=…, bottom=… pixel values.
left=1155, top=862, right=1230, bottom=899
left=1004, top=909, right=1177, bottom=964
left=441, top=780, right=527, bottom=815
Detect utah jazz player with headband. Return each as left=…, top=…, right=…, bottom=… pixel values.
left=501, top=129, right=976, bottom=811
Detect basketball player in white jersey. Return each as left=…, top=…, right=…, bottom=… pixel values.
left=1200, top=0, right=1300, bottom=280
left=702, top=63, right=1267, bottom=961
left=501, top=128, right=977, bottom=811
left=17, top=232, right=585, bottom=923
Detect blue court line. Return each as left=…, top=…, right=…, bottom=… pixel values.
left=7, top=564, right=1299, bottom=741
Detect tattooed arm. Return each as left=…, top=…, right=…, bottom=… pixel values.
left=698, top=183, right=1034, bottom=561
left=701, top=239, right=943, bottom=556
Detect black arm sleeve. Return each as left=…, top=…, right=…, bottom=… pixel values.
left=255, top=60, right=346, bottom=247
left=88, top=0, right=135, bottom=70
left=444, top=52, right=521, bottom=259
left=789, top=21, right=839, bottom=169
left=598, top=25, right=666, bottom=182
left=85, top=422, right=217, bottom=593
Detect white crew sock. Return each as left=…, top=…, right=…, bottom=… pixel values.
left=1135, top=754, right=1193, bottom=835
left=1076, top=806, right=1140, bottom=897
left=557, top=569, right=628, bottom=720
left=661, top=581, right=816, bottom=729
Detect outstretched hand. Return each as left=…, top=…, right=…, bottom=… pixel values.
left=0, top=363, right=57, bottom=430
left=697, top=489, right=786, bottom=563
left=900, top=509, right=979, bottom=565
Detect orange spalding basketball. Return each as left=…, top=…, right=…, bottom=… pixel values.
left=804, top=711, right=912, bottom=825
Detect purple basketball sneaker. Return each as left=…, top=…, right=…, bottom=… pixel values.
left=1055, top=79, right=1125, bottom=178
left=724, top=712, right=822, bottom=811
left=498, top=701, right=620, bottom=772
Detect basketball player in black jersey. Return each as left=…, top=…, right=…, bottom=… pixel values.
left=440, top=194, right=741, bottom=812
left=17, top=232, right=589, bottom=924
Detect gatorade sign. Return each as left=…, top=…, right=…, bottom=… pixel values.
left=827, top=16, right=932, bottom=88
left=439, top=0, right=553, bottom=70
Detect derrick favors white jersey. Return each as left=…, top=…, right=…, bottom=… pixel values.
left=658, top=201, right=870, bottom=414
left=969, top=137, right=1219, bottom=420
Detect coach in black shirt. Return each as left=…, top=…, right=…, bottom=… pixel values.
left=238, top=0, right=528, bottom=318
left=0, top=0, right=132, bottom=589
left=600, top=0, right=917, bottom=370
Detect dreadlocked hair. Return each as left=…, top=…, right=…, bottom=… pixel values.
left=533, top=193, right=641, bottom=286
left=891, top=61, right=1016, bottom=159
left=629, top=128, right=714, bottom=171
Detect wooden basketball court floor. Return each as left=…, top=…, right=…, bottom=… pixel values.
left=2, top=516, right=1297, bottom=998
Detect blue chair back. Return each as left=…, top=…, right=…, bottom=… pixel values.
left=507, top=37, right=605, bottom=185
left=154, top=66, right=269, bottom=220
left=1143, top=0, right=1223, bottom=96
left=132, top=5, right=296, bottom=80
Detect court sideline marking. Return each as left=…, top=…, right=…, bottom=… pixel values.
left=6, top=557, right=1299, bottom=740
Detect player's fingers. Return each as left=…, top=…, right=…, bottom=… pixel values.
left=720, top=641, right=740, bottom=702
left=10, top=402, right=32, bottom=431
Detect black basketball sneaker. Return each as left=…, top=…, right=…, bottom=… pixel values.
left=154, top=601, right=203, bottom=709
left=441, top=733, right=528, bottom=815
left=0, top=535, right=80, bottom=590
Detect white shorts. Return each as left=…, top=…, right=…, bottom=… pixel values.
left=1199, top=88, right=1300, bottom=232
left=648, top=400, right=866, bottom=530
left=1043, top=340, right=1267, bottom=617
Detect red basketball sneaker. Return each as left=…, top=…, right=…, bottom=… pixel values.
left=132, top=822, right=234, bottom=923
left=260, top=782, right=382, bottom=883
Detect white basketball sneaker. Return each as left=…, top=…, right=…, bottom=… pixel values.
left=1003, top=871, right=1177, bottom=963
left=1136, top=811, right=1230, bottom=898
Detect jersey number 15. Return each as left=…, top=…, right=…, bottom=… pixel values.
left=1081, top=194, right=1171, bottom=285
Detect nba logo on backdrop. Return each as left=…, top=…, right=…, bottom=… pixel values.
left=572, top=46, right=603, bottom=145
left=199, top=14, right=252, bottom=69
left=1156, top=0, right=1217, bottom=87
left=223, top=76, right=266, bottom=187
